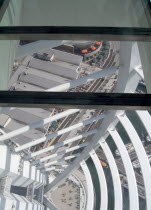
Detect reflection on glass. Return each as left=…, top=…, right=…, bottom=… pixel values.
left=1, top=0, right=151, bottom=28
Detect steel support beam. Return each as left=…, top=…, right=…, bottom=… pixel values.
left=0, top=109, right=79, bottom=142
left=31, top=129, right=97, bottom=163
left=39, top=153, right=80, bottom=169
left=0, top=91, right=151, bottom=110
left=0, top=26, right=151, bottom=41
left=44, top=165, right=68, bottom=172
left=46, top=66, right=118, bottom=92
left=44, top=42, right=135, bottom=193
left=43, top=197, right=57, bottom=210
left=31, top=142, right=89, bottom=165
left=15, top=115, right=104, bottom=152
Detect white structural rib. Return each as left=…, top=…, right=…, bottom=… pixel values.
left=0, top=109, right=80, bottom=142
left=90, top=150, right=108, bottom=210
left=44, top=165, right=68, bottom=172
left=108, top=127, right=139, bottom=210
left=136, top=111, right=151, bottom=139
left=99, top=140, right=123, bottom=210
left=16, top=114, right=105, bottom=152
left=38, top=153, right=80, bottom=169
left=118, top=114, right=151, bottom=210
left=31, top=142, right=89, bottom=164
left=46, top=66, right=118, bottom=92
left=31, top=129, right=97, bottom=164
left=80, top=160, right=94, bottom=210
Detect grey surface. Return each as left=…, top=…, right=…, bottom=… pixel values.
left=29, top=59, right=78, bottom=80
left=22, top=0, right=150, bottom=28
left=11, top=81, right=44, bottom=91
left=19, top=68, right=69, bottom=87
left=50, top=178, right=81, bottom=210
left=7, top=109, right=43, bottom=125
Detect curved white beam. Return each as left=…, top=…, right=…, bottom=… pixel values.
left=80, top=160, right=94, bottom=210
left=136, top=111, right=151, bottom=139
left=118, top=114, right=151, bottom=210
left=15, top=114, right=105, bottom=152
left=108, top=127, right=139, bottom=210
left=90, top=150, right=108, bottom=210
left=0, top=109, right=80, bottom=142
left=31, top=129, right=97, bottom=163
left=99, top=140, right=123, bottom=210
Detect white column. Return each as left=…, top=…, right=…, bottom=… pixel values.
left=0, top=195, right=14, bottom=210
left=16, top=114, right=105, bottom=152
left=0, top=109, right=80, bottom=142
left=12, top=160, right=46, bottom=188
left=0, top=144, right=21, bottom=179
left=29, top=129, right=97, bottom=161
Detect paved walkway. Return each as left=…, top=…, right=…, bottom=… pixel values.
left=50, top=178, right=81, bottom=210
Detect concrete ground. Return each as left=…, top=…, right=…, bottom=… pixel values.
left=50, top=179, right=81, bottom=210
